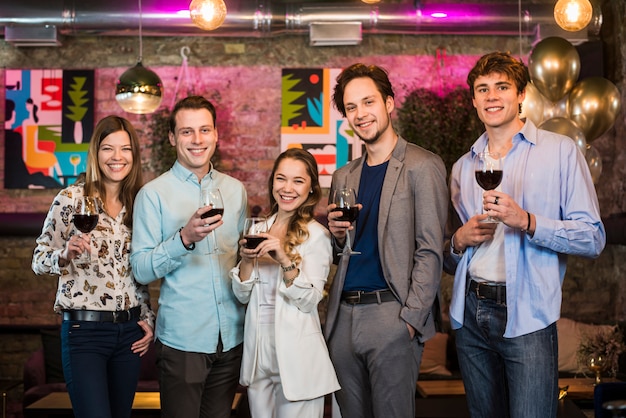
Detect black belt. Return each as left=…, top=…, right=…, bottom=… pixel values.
left=469, top=280, right=506, bottom=303
left=62, top=306, right=141, bottom=323
left=341, top=289, right=396, bottom=305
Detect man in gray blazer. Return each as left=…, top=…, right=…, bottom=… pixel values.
left=324, top=63, right=448, bottom=418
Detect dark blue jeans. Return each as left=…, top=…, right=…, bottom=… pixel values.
left=455, top=291, right=559, bottom=418
left=61, top=319, right=143, bottom=418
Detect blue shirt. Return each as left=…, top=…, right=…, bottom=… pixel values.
left=131, top=161, right=247, bottom=353
left=448, top=120, right=605, bottom=338
left=344, top=160, right=388, bottom=291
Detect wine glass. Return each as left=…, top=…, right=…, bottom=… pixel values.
left=200, top=188, right=224, bottom=254
left=333, top=187, right=361, bottom=256
left=69, top=154, right=81, bottom=176
left=73, top=196, right=99, bottom=264
left=587, top=354, right=607, bottom=386
left=475, top=151, right=503, bottom=223
left=243, top=217, right=268, bottom=280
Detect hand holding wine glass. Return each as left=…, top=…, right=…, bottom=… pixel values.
left=200, top=188, right=224, bottom=254
left=243, top=217, right=268, bottom=280
left=73, top=196, right=99, bottom=263
left=333, top=187, right=361, bottom=256
left=475, top=151, right=503, bottom=223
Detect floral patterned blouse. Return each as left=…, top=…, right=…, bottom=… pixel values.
left=32, top=183, right=155, bottom=328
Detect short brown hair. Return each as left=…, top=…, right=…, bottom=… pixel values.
left=332, top=63, right=395, bottom=117
left=467, top=52, right=530, bottom=97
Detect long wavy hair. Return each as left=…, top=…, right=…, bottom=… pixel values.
left=267, top=148, right=322, bottom=266
left=84, top=115, right=143, bottom=228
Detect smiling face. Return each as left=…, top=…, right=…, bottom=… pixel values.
left=98, top=130, right=133, bottom=187
left=169, top=108, right=218, bottom=179
left=342, top=77, right=395, bottom=145
left=472, top=72, right=525, bottom=130
left=272, top=157, right=312, bottom=218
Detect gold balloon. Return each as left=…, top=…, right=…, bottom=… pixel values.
left=567, top=77, right=622, bottom=141
left=542, top=96, right=569, bottom=121
left=528, top=37, right=580, bottom=102
left=538, top=117, right=587, bottom=156
left=520, top=82, right=547, bottom=126
left=585, top=144, right=602, bottom=184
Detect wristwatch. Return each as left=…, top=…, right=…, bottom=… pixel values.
left=281, top=263, right=297, bottom=272
left=179, top=227, right=195, bottom=251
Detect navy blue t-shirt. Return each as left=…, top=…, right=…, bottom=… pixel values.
left=343, top=160, right=388, bottom=292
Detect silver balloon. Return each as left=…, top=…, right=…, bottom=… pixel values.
left=538, top=117, right=587, bottom=156
left=520, top=82, right=547, bottom=126
left=567, top=76, right=622, bottom=141
left=585, top=144, right=602, bottom=184
left=542, top=96, right=569, bottom=121
left=529, top=37, right=580, bottom=103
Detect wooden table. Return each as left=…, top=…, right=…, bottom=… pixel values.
left=414, top=397, right=587, bottom=418
left=24, top=391, right=243, bottom=417
left=417, top=377, right=618, bottom=399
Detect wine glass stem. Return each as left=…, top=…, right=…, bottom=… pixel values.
left=211, top=230, right=219, bottom=252
left=345, top=230, right=353, bottom=253
left=253, top=258, right=259, bottom=280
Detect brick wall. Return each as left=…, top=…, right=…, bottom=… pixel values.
left=1, top=0, right=625, bottom=399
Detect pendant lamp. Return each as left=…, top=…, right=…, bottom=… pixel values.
left=189, top=0, right=227, bottom=31
left=115, top=0, right=163, bottom=114
left=554, top=0, right=593, bottom=32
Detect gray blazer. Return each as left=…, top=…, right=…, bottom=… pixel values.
left=324, top=137, right=448, bottom=343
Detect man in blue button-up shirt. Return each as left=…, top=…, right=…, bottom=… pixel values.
left=131, top=96, right=247, bottom=418
left=445, top=52, right=605, bottom=418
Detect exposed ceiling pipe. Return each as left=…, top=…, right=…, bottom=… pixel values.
left=0, top=0, right=599, bottom=43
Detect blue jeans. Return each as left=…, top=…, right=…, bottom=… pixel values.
left=455, top=291, right=559, bottom=418
left=61, top=319, right=143, bottom=418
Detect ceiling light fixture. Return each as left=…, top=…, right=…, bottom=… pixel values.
left=554, top=0, right=593, bottom=32
left=115, top=0, right=163, bottom=114
left=361, top=0, right=381, bottom=4
left=189, top=0, right=228, bottom=31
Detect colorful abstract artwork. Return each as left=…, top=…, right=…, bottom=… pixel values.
left=4, top=69, right=95, bottom=189
left=281, top=68, right=363, bottom=188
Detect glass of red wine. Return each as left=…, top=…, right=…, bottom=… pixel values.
left=200, top=188, right=224, bottom=254
left=73, top=196, right=99, bottom=263
left=475, top=151, right=503, bottom=223
left=243, top=217, right=268, bottom=280
left=333, top=187, right=361, bottom=256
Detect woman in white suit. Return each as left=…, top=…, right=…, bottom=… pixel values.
left=230, top=148, right=340, bottom=418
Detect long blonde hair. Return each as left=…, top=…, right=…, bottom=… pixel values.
left=84, top=115, right=143, bottom=228
left=267, top=148, right=322, bottom=266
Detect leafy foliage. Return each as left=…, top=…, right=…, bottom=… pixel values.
left=396, top=87, right=484, bottom=175
left=577, top=326, right=626, bottom=376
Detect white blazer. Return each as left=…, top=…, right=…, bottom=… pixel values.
left=230, top=216, right=340, bottom=401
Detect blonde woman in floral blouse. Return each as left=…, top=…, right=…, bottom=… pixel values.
left=32, top=115, right=155, bottom=418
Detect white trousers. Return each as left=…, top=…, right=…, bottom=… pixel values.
left=247, top=323, right=325, bottom=418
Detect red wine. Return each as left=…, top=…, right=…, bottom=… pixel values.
left=336, top=207, right=359, bottom=222
left=73, top=214, right=98, bottom=233
left=475, top=170, right=503, bottom=190
left=201, top=208, right=225, bottom=219
left=244, top=235, right=267, bottom=249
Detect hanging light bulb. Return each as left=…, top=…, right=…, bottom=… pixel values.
left=554, top=0, right=593, bottom=32
left=115, top=0, right=163, bottom=114
left=189, top=0, right=227, bottom=31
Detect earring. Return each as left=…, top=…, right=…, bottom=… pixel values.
left=518, top=103, right=523, bottom=115
left=309, top=190, right=313, bottom=194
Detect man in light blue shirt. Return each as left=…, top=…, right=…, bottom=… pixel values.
left=131, top=96, right=247, bottom=418
left=445, top=52, right=605, bottom=418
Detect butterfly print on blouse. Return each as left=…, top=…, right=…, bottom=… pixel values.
left=61, top=279, right=75, bottom=299
left=83, top=280, right=97, bottom=294
left=100, top=293, right=113, bottom=306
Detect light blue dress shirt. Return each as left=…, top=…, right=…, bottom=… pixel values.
left=448, top=119, right=605, bottom=338
left=131, top=161, right=247, bottom=353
